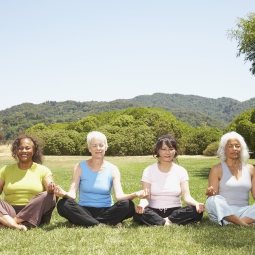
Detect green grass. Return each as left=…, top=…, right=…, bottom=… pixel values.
left=1, top=156, right=255, bottom=255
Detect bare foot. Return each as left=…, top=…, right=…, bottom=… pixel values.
left=98, top=223, right=106, bottom=227
left=164, top=217, right=172, bottom=226
left=17, top=225, right=27, bottom=231
left=115, top=222, right=122, bottom=228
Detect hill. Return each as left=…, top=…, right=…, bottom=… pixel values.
left=0, top=93, right=255, bottom=140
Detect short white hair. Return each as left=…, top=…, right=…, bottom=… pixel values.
left=87, top=131, right=108, bottom=148
left=217, top=131, right=250, bottom=162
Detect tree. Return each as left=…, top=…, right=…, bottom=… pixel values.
left=228, top=12, right=255, bottom=76
left=225, top=107, right=255, bottom=157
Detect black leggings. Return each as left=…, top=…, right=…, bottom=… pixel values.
left=133, top=206, right=203, bottom=226
left=57, top=198, right=135, bottom=226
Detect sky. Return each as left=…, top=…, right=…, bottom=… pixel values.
left=0, top=1, right=255, bottom=111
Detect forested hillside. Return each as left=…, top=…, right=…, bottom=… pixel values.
left=25, top=107, right=223, bottom=156
left=0, top=93, right=255, bottom=141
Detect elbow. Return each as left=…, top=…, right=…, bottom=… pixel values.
left=114, top=196, right=122, bottom=201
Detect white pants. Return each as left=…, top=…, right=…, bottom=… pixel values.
left=206, top=195, right=255, bottom=226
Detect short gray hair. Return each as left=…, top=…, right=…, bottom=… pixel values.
left=217, top=131, right=250, bottom=162
left=87, top=131, right=108, bottom=148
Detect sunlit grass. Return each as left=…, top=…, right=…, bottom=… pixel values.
left=0, top=156, right=255, bottom=255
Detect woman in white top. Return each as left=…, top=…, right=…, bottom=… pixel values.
left=133, top=134, right=204, bottom=226
left=206, top=131, right=255, bottom=226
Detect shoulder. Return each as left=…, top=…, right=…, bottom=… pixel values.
left=173, top=163, right=186, bottom=171
left=173, top=163, right=189, bottom=179
left=142, top=163, right=157, bottom=178
left=211, top=163, right=222, bottom=171
left=145, top=162, right=157, bottom=172
left=209, top=163, right=222, bottom=176
left=245, top=163, right=255, bottom=176
left=105, top=161, right=119, bottom=177
left=105, top=161, right=118, bottom=170
left=0, top=163, right=17, bottom=174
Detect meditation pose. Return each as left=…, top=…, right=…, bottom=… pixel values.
left=206, top=131, right=255, bottom=226
left=133, top=134, right=204, bottom=226
left=55, top=131, right=149, bottom=227
left=0, top=135, right=56, bottom=231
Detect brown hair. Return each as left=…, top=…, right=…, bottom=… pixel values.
left=153, top=134, right=178, bottom=162
left=11, top=134, right=43, bottom=164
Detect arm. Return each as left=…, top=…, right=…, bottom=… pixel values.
left=205, top=164, right=222, bottom=197
left=248, top=164, right=255, bottom=200
left=181, top=180, right=205, bottom=213
left=112, top=166, right=149, bottom=201
left=136, top=181, right=151, bottom=214
left=0, top=178, right=4, bottom=195
left=54, top=163, right=81, bottom=200
left=43, top=175, right=55, bottom=193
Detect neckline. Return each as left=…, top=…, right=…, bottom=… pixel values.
left=224, top=161, right=242, bottom=180
left=17, top=162, right=34, bottom=170
left=86, top=160, right=105, bottom=173
left=157, top=162, right=174, bottom=173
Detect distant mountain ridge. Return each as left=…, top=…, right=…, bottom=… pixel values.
left=1, top=93, right=255, bottom=140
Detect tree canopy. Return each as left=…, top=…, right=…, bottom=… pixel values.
left=225, top=106, right=255, bottom=157
left=228, top=12, right=255, bottom=76
left=25, top=107, right=223, bottom=156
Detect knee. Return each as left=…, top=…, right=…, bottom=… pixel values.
left=116, top=200, right=135, bottom=214
left=57, top=198, right=72, bottom=215
left=133, top=212, right=142, bottom=223
left=206, top=195, right=224, bottom=209
left=116, top=199, right=134, bottom=208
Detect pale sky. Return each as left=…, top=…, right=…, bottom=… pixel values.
left=0, top=1, right=255, bottom=111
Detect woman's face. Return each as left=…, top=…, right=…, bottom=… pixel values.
left=88, top=138, right=107, bottom=159
left=158, top=141, right=176, bottom=162
left=17, top=138, right=34, bottom=163
left=224, top=139, right=241, bottom=160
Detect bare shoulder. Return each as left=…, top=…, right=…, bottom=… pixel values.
left=73, top=162, right=82, bottom=175
left=211, top=163, right=222, bottom=171
left=210, top=163, right=222, bottom=176
left=246, top=163, right=255, bottom=176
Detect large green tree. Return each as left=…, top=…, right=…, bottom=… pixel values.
left=228, top=12, right=255, bottom=75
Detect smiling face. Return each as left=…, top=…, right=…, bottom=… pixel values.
left=158, top=141, right=176, bottom=162
left=88, top=138, right=107, bottom=159
left=17, top=138, right=35, bottom=164
left=224, top=139, right=241, bottom=160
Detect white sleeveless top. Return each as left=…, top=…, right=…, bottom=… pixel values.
left=219, top=162, right=251, bottom=206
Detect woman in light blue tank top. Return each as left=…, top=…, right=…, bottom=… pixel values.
left=54, top=131, right=149, bottom=227
left=206, top=131, right=255, bottom=226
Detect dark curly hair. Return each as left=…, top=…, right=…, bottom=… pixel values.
left=11, top=134, right=43, bottom=164
left=153, top=134, right=178, bottom=162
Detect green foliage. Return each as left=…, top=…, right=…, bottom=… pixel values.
left=26, top=123, right=48, bottom=133
left=42, top=131, right=76, bottom=155
left=228, top=12, right=255, bottom=76
left=184, top=126, right=222, bottom=155
left=1, top=94, right=255, bottom=141
left=225, top=107, right=255, bottom=155
left=203, top=141, right=219, bottom=156
left=48, top=123, right=69, bottom=130
left=23, top=107, right=225, bottom=156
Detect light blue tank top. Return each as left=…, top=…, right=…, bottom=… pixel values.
left=78, top=161, right=113, bottom=207
left=219, top=162, right=251, bottom=206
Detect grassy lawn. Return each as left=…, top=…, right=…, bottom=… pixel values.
left=0, top=155, right=255, bottom=255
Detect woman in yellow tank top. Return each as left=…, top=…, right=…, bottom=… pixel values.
left=0, top=135, right=56, bottom=231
